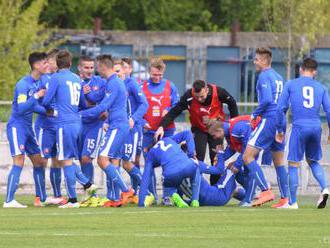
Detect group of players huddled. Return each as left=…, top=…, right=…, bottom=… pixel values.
left=3, top=47, right=330, bottom=209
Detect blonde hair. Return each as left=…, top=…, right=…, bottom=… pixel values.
left=149, top=57, right=166, bottom=71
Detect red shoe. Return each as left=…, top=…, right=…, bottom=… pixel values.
left=34, top=197, right=45, bottom=207
left=121, top=188, right=135, bottom=205
left=103, top=200, right=122, bottom=208
left=252, top=189, right=275, bottom=207
left=271, top=198, right=289, bottom=208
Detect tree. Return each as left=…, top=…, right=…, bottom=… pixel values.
left=262, top=0, right=330, bottom=79
left=0, top=0, right=59, bottom=100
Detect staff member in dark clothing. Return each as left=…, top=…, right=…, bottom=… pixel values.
left=154, top=79, right=239, bottom=185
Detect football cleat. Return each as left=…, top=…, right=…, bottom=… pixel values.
left=287, top=202, right=299, bottom=209
left=317, top=188, right=329, bottom=209
left=89, top=197, right=101, bottom=208
left=271, top=197, right=289, bottom=209
left=45, top=196, right=67, bottom=205
left=121, top=188, right=135, bottom=205
left=239, top=201, right=252, bottom=207
left=85, top=184, right=98, bottom=197
left=144, top=194, right=155, bottom=207
left=3, top=200, right=27, bottom=208
left=252, top=189, right=275, bottom=207
left=34, top=197, right=46, bottom=207
left=103, top=200, right=122, bottom=208
left=171, top=193, right=189, bottom=208
left=58, top=202, right=80, bottom=209
left=98, top=198, right=109, bottom=207
left=131, top=195, right=139, bottom=205
left=190, top=200, right=200, bottom=208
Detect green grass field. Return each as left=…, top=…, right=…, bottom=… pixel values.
left=0, top=196, right=329, bottom=248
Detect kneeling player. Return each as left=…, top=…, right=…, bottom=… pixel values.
left=138, top=131, right=201, bottom=207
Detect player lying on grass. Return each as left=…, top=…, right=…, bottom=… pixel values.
left=206, top=116, right=281, bottom=207
left=138, top=130, right=201, bottom=207
left=176, top=146, right=245, bottom=207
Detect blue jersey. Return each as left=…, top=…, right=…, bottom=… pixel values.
left=277, top=76, right=330, bottom=132
left=35, top=73, right=57, bottom=129
left=8, top=75, right=46, bottom=126
left=125, top=76, right=148, bottom=125
left=42, top=69, right=86, bottom=124
left=253, top=68, right=284, bottom=118
left=81, top=75, right=106, bottom=124
left=80, top=74, right=128, bottom=128
left=139, top=131, right=195, bottom=202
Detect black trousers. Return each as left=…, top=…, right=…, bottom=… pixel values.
left=192, top=128, right=222, bottom=185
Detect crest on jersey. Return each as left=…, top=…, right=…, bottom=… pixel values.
left=19, top=144, right=25, bottom=151
left=28, top=89, right=34, bottom=97
left=93, top=86, right=99, bottom=91
left=44, top=148, right=49, bottom=154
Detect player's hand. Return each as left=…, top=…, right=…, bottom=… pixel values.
left=129, top=118, right=135, bottom=129
left=103, top=123, right=109, bottom=132
left=212, top=144, right=224, bottom=153
left=83, top=85, right=91, bottom=94
left=327, top=135, right=330, bottom=144
left=99, top=112, right=108, bottom=121
left=144, top=123, right=151, bottom=131
left=154, top=126, right=164, bottom=141
left=162, top=109, right=168, bottom=117
left=275, top=132, right=284, bottom=143
left=35, top=89, right=46, bottom=98
left=46, top=109, right=57, bottom=117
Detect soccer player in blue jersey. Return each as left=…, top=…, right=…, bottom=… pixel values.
left=80, top=55, right=134, bottom=207
left=42, top=50, right=96, bottom=208
left=34, top=49, right=67, bottom=206
left=77, top=56, right=106, bottom=207
left=120, top=58, right=148, bottom=200
left=4, top=52, right=51, bottom=208
left=138, top=130, right=201, bottom=208
left=242, top=47, right=288, bottom=208
left=277, top=58, right=330, bottom=209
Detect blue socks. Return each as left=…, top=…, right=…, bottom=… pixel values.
left=191, top=167, right=201, bottom=201
left=275, top=165, right=288, bottom=198
left=50, top=167, right=62, bottom=197
left=128, top=165, right=142, bottom=194
left=81, top=162, right=94, bottom=183
left=288, top=166, right=298, bottom=205
left=103, top=164, right=129, bottom=193
left=6, top=165, right=23, bottom=203
left=73, top=163, right=89, bottom=186
left=310, top=161, right=327, bottom=191
left=63, top=165, right=77, bottom=199
left=33, top=166, right=47, bottom=202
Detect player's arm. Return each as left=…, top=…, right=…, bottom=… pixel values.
left=79, top=85, right=88, bottom=110
left=276, top=82, right=290, bottom=134
left=171, top=130, right=196, bottom=158
left=42, top=76, right=59, bottom=108
left=198, top=159, right=225, bottom=175
left=217, top=86, right=239, bottom=118
left=138, top=152, right=155, bottom=207
left=131, top=82, right=149, bottom=123
left=223, top=146, right=236, bottom=161
left=80, top=83, right=118, bottom=119
left=169, top=82, right=180, bottom=108
left=16, top=83, right=41, bottom=114
left=159, top=90, right=190, bottom=128
left=252, top=78, right=272, bottom=119
left=33, top=104, right=47, bottom=115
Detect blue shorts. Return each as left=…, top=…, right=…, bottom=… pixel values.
left=163, top=160, right=197, bottom=188
left=57, top=122, right=81, bottom=161
left=248, top=117, right=285, bottom=152
left=143, top=129, right=175, bottom=151
left=7, top=122, right=40, bottom=157
left=98, top=125, right=130, bottom=159
left=79, top=121, right=103, bottom=159
left=288, top=125, right=322, bottom=162
left=36, top=126, right=57, bottom=159
left=122, top=124, right=143, bottom=162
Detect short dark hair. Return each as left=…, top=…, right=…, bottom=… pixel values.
left=56, top=50, right=72, bottom=69
left=122, top=57, right=132, bottom=66
left=96, top=54, right=114, bottom=68
left=256, top=47, right=272, bottom=58
left=301, top=58, right=318, bottom=71
left=47, top=48, right=60, bottom=58
left=28, top=52, right=47, bottom=70
left=78, top=55, right=94, bottom=65
left=193, top=80, right=207, bottom=93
